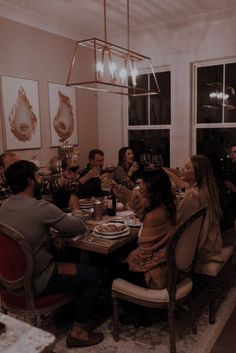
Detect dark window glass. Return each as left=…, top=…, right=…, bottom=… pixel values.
left=197, top=65, right=223, bottom=123
left=128, top=129, right=170, bottom=166
left=196, top=128, right=236, bottom=157
left=224, top=63, right=236, bottom=122
left=150, top=71, right=171, bottom=124
left=128, top=74, right=148, bottom=125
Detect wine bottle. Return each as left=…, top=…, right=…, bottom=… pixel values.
left=107, top=190, right=116, bottom=216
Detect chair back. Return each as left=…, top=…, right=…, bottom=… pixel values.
left=0, top=222, right=34, bottom=312
left=167, top=207, right=207, bottom=299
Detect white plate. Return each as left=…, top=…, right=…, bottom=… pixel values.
left=125, top=219, right=142, bottom=227
left=116, top=210, right=134, bottom=217
left=94, top=222, right=129, bottom=235
left=92, top=228, right=130, bottom=239
left=79, top=199, right=95, bottom=208
left=39, top=170, right=52, bottom=176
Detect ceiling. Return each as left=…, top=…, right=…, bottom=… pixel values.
left=1, top=0, right=236, bottom=40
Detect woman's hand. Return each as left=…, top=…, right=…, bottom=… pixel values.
left=128, top=162, right=139, bottom=177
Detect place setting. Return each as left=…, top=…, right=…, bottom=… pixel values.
left=92, top=222, right=130, bottom=239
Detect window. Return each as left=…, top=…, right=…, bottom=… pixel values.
left=127, top=70, right=171, bottom=166
left=194, top=60, right=236, bottom=157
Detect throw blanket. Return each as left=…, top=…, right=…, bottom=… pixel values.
left=127, top=222, right=174, bottom=289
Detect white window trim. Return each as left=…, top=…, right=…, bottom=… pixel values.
left=192, top=58, right=236, bottom=154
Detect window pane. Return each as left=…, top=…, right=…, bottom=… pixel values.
left=128, top=74, right=148, bottom=125
left=224, top=63, right=236, bottom=122
left=197, top=65, right=223, bottom=123
left=196, top=128, right=236, bottom=157
left=128, top=129, right=170, bottom=166
left=150, top=71, right=171, bottom=125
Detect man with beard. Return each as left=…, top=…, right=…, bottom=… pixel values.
left=0, top=160, right=104, bottom=347
left=0, top=151, right=19, bottom=201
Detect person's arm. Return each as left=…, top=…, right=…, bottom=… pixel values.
left=224, top=180, right=236, bottom=193
left=163, top=168, right=187, bottom=189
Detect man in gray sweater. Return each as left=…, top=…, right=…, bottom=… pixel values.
left=0, top=160, right=104, bottom=347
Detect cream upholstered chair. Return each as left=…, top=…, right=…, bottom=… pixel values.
left=194, top=243, right=234, bottom=324
left=112, top=207, right=207, bottom=353
left=0, top=222, right=75, bottom=326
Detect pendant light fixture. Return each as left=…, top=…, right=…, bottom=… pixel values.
left=66, top=0, right=160, bottom=96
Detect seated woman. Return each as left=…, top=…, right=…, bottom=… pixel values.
left=112, top=168, right=176, bottom=289
left=113, top=147, right=139, bottom=190
left=111, top=168, right=176, bottom=325
left=168, top=155, right=223, bottom=264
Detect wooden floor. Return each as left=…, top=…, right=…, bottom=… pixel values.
left=210, top=305, right=236, bottom=353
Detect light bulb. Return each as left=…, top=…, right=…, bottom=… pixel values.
left=96, top=62, right=104, bottom=80
left=119, top=67, right=127, bottom=85
left=130, top=63, right=138, bottom=87
left=109, top=62, right=116, bottom=82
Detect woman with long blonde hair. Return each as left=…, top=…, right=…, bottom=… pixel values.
left=177, top=155, right=223, bottom=263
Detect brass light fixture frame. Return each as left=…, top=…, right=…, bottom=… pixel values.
left=66, top=0, right=160, bottom=96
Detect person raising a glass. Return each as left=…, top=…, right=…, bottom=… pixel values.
left=113, top=147, right=139, bottom=190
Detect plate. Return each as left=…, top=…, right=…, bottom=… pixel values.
left=79, top=199, right=95, bottom=208
left=116, top=210, right=134, bottom=217
left=92, top=228, right=130, bottom=239
left=125, top=219, right=142, bottom=227
left=39, top=170, right=52, bottom=176
left=94, top=222, right=128, bottom=235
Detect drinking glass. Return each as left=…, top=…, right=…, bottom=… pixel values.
left=152, top=154, right=163, bottom=167
left=140, top=153, right=151, bottom=166
left=101, top=177, right=112, bottom=192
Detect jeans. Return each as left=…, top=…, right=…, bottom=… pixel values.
left=42, top=263, right=101, bottom=326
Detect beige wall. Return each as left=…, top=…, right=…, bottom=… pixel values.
left=0, top=17, right=98, bottom=168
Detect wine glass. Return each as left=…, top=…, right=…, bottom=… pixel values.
left=140, top=153, right=151, bottom=166
left=101, top=177, right=112, bottom=192
left=152, top=154, right=163, bottom=167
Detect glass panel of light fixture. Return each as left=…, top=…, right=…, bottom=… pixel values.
left=128, top=129, right=170, bottom=167
left=224, top=63, right=236, bottom=123
left=150, top=71, right=171, bottom=125
left=197, top=65, right=223, bottom=124
left=128, top=74, right=148, bottom=125
left=196, top=127, right=236, bottom=158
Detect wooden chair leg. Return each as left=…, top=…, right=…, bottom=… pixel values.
left=168, top=302, right=176, bottom=353
left=208, top=277, right=216, bottom=324
left=188, top=296, right=197, bottom=334
left=112, top=295, right=120, bottom=341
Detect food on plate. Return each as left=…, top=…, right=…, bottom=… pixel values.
left=79, top=198, right=95, bottom=205
left=97, top=223, right=127, bottom=233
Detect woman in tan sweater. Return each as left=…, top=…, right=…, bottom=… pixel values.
left=112, top=168, right=176, bottom=289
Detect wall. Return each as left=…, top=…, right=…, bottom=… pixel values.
left=97, top=8, right=236, bottom=167
left=0, top=17, right=98, bottom=168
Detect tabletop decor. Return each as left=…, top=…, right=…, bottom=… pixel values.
left=48, top=82, right=78, bottom=147
left=1, top=75, right=41, bottom=150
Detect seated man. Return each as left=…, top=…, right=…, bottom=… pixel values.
left=0, top=160, right=104, bottom=347
left=0, top=151, right=19, bottom=201
left=79, top=149, right=110, bottom=198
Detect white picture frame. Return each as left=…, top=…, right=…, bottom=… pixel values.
left=1, top=75, right=41, bottom=150
left=48, top=82, right=78, bottom=147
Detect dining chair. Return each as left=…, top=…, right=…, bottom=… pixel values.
left=0, top=222, right=74, bottom=326
left=112, top=207, right=207, bottom=353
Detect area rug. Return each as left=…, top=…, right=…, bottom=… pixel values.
left=40, top=264, right=236, bottom=353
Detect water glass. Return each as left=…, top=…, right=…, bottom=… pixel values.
left=152, top=154, right=163, bottom=167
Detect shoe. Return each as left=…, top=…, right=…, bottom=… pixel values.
left=66, top=331, right=104, bottom=347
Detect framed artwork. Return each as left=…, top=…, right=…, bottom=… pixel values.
left=48, top=82, right=78, bottom=147
left=1, top=75, right=41, bottom=150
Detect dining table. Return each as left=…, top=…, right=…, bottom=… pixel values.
left=64, top=215, right=139, bottom=255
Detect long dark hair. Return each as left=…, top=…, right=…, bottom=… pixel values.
left=142, top=168, right=176, bottom=225
left=118, top=147, right=132, bottom=172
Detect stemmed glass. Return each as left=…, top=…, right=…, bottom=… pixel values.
left=140, top=153, right=151, bottom=166
left=152, top=154, right=163, bottom=167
